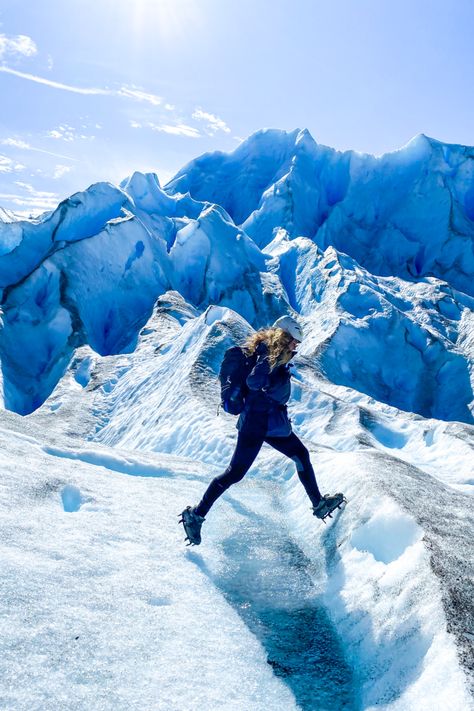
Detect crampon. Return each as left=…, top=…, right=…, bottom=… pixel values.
left=178, top=506, right=205, bottom=546
left=312, top=493, right=347, bottom=523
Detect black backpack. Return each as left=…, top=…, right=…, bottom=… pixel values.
left=219, top=346, right=256, bottom=415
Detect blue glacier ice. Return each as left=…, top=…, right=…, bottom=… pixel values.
left=167, top=129, right=474, bottom=296
left=1, top=128, right=473, bottom=421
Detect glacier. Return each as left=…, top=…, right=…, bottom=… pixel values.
left=167, top=129, right=474, bottom=296
left=0, top=128, right=473, bottom=710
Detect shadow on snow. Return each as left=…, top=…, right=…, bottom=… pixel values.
left=188, top=500, right=359, bottom=711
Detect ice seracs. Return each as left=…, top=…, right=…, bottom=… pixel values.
left=2, top=128, right=474, bottom=420
left=0, top=181, right=283, bottom=413
left=167, top=128, right=474, bottom=295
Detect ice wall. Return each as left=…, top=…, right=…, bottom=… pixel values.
left=1, top=129, right=474, bottom=420
left=167, top=129, right=474, bottom=296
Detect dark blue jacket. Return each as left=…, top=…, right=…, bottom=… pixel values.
left=237, top=344, right=292, bottom=437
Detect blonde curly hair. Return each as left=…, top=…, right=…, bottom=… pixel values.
left=243, top=328, right=295, bottom=369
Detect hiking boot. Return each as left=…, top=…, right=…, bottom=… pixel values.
left=312, top=493, right=346, bottom=521
left=179, top=506, right=205, bottom=545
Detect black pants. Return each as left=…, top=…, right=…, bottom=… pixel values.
left=195, top=431, right=322, bottom=517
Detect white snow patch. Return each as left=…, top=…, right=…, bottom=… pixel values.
left=350, top=502, right=423, bottom=564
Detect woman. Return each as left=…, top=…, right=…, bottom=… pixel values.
left=180, top=316, right=345, bottom=545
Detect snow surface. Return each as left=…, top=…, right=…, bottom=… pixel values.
left=1, top=128, right=474, bottom=709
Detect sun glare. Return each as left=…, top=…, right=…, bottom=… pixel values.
left=127, top=0, right=201, bottom=42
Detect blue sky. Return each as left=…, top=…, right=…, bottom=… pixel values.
left=1, top=0, right=473, bottom=215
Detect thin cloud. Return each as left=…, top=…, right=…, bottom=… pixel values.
left=0, top=66, right=163, bottom=107
left=150, top=123, right=201, bottom=138
left=1, top=137, right=81, bottom=162
left=0, top=187, right=59, bottom=213
left=192, top=108, right=230, bottom=135
left=0, top=33, right=37, bottom=59
left=46, top=124, right=93, bottom=142
left=132, top=121, right=201, bottom=138
left=0, top=155, right=13, bottom=173
left=0, top=66, right=115, bottom=96
left=48, top=130, right=67, bottom=140
left=118, top=87, right=162, bottom=106
left=14, top=181, right=56, bottom=198
left=2, top=138, right=30, bottom=150
left=3, top=198, right=59, bottom=213
left=0, top=154, right=25, bottom=174
left=52, top=165, right=72, bottom=179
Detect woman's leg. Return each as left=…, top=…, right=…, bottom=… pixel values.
left=265, top=432, right=322, bottom=506
left=194, top=431, right=264, bottom=517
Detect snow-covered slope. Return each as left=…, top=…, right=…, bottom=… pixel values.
left=0, top=129, right=473, bottom=709
left=1, top=292, right=472, bottom=710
